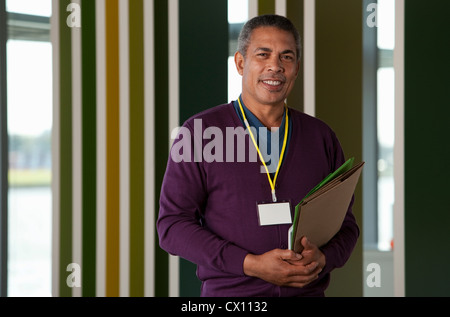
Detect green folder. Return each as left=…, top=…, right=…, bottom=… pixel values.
left=289, top=157, right=355, bottom=249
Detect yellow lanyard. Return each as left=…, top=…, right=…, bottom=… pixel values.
left=238, top=98, right=289, bottom=203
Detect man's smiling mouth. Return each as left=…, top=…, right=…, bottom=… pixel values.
left=263, top=80, right=282, bottom=86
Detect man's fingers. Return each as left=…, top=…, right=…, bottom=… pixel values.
left=247, top=248, right=323, bottom=289
left=278, top=249, right=303, bottom=261
left=301, top=236, right=314, bottom=250
left=284, top=264, right=322, bottom=288
left=285, top=261, right=319, bottom=277
left=286, top=262, right=322, bottom=287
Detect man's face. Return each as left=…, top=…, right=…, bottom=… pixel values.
left=235, top=26, right=300, bottom=109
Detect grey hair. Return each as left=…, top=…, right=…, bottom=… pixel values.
left=237, top=14, right=302, bottom=62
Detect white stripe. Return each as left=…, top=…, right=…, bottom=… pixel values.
left=275, top=0, right=287, bottom=17
left=393, top=0, right=405, bottom=298
left=51, top=0, right=60, bottom=297
left=169, top=0, right=179, bottom=144
left=143, top=0, right=155, bottom=297
left=96, top=0, right=106, bottom=298
left=303, top=0, right=315, bottom=117
left=248, top=0, right=258, bottom=19
left=168, top=0, right=180, bottom=297
left=119, top=0, right=130, bottom=297
left=71, top=0, right=82, bottom=298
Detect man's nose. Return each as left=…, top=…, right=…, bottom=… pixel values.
left=267, top=56, right=284, bottom=72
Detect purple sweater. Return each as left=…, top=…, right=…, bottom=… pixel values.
left=157, top=102, right=359, bottom=297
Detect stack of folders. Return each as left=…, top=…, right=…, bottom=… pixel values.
left=288, top=157, right=365, bottom=253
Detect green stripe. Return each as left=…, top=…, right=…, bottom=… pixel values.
left=179, top=0, right=228, bottom=123
left=405, top=0, right=450, bottom=296
left=258, top=0, right=275, bottom=15
left=154, top=0, right=169, bottom=297
left=59, top=0, right=73, bottom=297
left=81, top=0, right=96, bottom=297
left=315, top=0, right=363, bottom=297
left=129, top=0, right=145, bottom=297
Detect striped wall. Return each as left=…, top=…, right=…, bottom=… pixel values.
left=51, top=0, right=364, bottom=297
left=52, top=0, right=230, bottom=297
left=52, top=0, right=164, bottom=297
left=24, top=0, right=450, bottom=299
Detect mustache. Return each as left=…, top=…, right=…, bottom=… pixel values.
left=259, top=74, right=286, bottom=82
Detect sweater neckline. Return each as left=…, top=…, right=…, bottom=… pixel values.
left=227, top=102, right=296, bottom=191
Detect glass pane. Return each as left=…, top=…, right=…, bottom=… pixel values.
left=365, top=0, right=395, bottom=297
left=228, top=0, right=248, bottom=24
left=6, top=0, right=51, bottom=17
left=228, top=0, right=248, bottom=102
left=7, top=39, right=52, bottom=297
left=377, top=67, right=395, bottom=252
left=228, top=56, right=242, bottom=103
left=377, top=0, right=395, bottom=50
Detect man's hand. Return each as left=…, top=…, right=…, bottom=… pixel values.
left=296, top=236, right=326, bottom=270
left=243, top=237, right=326, bottom=288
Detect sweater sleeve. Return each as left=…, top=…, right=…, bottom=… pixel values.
left=156, top=122, right=249, bottom=277
left=319, top=130, right=360, bottom=276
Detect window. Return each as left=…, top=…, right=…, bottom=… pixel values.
left=376, top=0, right=395, bottom=252
left=6, top=0, right=52, bottom=297
left=228, top=0, right=248, bottom=102
left=363, top=0, right=396, bottom=297
left=6, top=0, right=51, bottom=16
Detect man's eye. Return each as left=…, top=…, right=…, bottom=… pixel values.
left=282, top=55, right=294, bottom=60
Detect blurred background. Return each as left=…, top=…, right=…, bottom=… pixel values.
left=0, top=0, right=449, bottom=298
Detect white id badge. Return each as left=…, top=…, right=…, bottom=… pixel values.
left=257, top=201, right=292, bottom=226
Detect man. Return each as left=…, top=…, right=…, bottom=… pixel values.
left=157, top=14, right=359, bottom=297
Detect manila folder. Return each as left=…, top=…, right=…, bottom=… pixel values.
left=292, top=162, right=364, bottom=253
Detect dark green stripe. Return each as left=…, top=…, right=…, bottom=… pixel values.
left=179, top=0, right=228, bottom=123
left=81, top=0, right=96, bottom=297
left=258, top=0, right=275, bottom=15
left=154, top=0, right=169, bottom=297
left=178, top=0, right=228, bottom=297
left=59, top=0, right=73, bottom=297
left=129, top=0, right=144, bottom=297
left=405, top=0, right=450, bottom=296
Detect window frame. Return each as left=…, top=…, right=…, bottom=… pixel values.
left=0, top=0, right=9, bottom=298
left=0, top=1, right=51, bottom=296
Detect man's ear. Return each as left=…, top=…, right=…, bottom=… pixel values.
left=234, top=51, right=245, bottom=76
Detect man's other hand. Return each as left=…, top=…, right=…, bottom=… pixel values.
left=243, top=238, right=325, bottom=288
